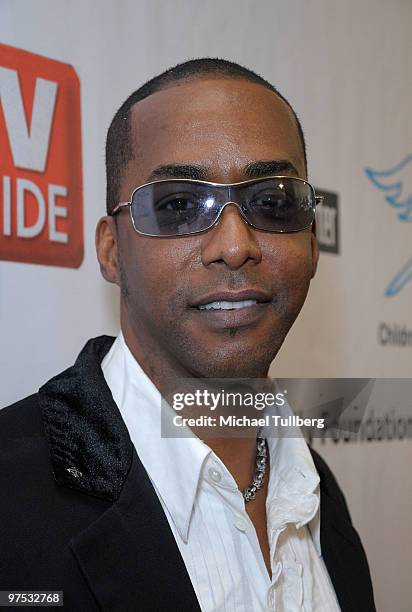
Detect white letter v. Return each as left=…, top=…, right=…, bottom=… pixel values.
left=0, top=66, right=58, bottom=172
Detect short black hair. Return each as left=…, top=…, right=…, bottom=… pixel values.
left=105, top=58, right=307, bottom=214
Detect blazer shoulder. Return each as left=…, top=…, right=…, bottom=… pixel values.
left=0, top=393, right=43, bottom=435
left=0, top=393, right=48, bottom=469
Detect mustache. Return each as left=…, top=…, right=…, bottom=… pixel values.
left=180, top=271, right=278, bottom=305
left=194, top=270, right=271, bottom=292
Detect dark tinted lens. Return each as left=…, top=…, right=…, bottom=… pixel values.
left=239, top=178, right=315, bottom=231
left=131, top=182, right=220, bottom=236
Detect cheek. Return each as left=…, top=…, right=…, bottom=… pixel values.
left=263, top=234, right=313, bottom=283
left=125, top=238, right=196, bottom=310
left=262, top=236, right=314, bottom=319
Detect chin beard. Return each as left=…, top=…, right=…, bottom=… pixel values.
left=179, top=342, right=282, bottom=379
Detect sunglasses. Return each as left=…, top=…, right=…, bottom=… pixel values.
left=110, top=176, right=323, bottom=237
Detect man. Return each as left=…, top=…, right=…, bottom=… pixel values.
left=0, top=59, right=375, bottom=611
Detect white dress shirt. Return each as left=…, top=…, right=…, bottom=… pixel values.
left=102, top=333, right=341, bottom=612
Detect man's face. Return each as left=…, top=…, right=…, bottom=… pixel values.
left=109, top=77, right=318, bottom=378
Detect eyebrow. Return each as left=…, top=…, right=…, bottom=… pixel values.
left=147, top=164, right=208, bottom=181
left=145, top=160, right=299, bottom=182
left=244, top=160, right=299, bottom=178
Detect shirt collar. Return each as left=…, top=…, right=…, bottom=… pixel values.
left=264, top=405, right=322, bottom=556
left=101, top=332, right=210, bottom=543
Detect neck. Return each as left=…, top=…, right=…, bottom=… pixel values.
left=121, top=314, right=268, bottom=490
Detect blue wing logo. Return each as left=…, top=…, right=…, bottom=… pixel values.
left=365, top=154, right=412, bottom=296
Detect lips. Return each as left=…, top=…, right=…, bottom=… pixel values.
left=189, top=290, right=273, bottom=329
left=190, top=290, right=272, bottom=310
left=198, top=299, right=257, bottom=310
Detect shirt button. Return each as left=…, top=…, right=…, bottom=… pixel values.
left=234, top=516, right=248, bottom=532
left=208, top=467, right=222, bottom=483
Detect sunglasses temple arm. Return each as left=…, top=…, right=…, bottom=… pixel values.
left=110, top=202, right=131, bottom=216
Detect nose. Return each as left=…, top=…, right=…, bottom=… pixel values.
left=201, top=203, right=262, bottom=270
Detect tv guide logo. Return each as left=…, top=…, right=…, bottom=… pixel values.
left=0, top=43, right=83, bottom=267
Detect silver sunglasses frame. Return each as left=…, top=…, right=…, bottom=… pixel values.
left=110, top=175, right=324, bottom=237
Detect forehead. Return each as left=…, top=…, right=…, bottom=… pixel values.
left=126, top=77, right=304, bottom=186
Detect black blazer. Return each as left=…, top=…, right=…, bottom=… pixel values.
left=0, top=336, right=376, bottom=612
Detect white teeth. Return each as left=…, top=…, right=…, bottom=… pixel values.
left=198, top=299, right=257, bottom=310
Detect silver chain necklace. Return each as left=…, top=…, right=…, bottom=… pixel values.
left=243, top=437, right=267, bottom=502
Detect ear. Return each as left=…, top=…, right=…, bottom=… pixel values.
left=310, top=221, right=320, bottom=278
left=95, top=216, right=121, bottom=286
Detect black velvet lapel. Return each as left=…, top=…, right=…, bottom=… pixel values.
left=39, top=335, right=201, bottom=611
left=39, top=335, right=131, bottom=501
